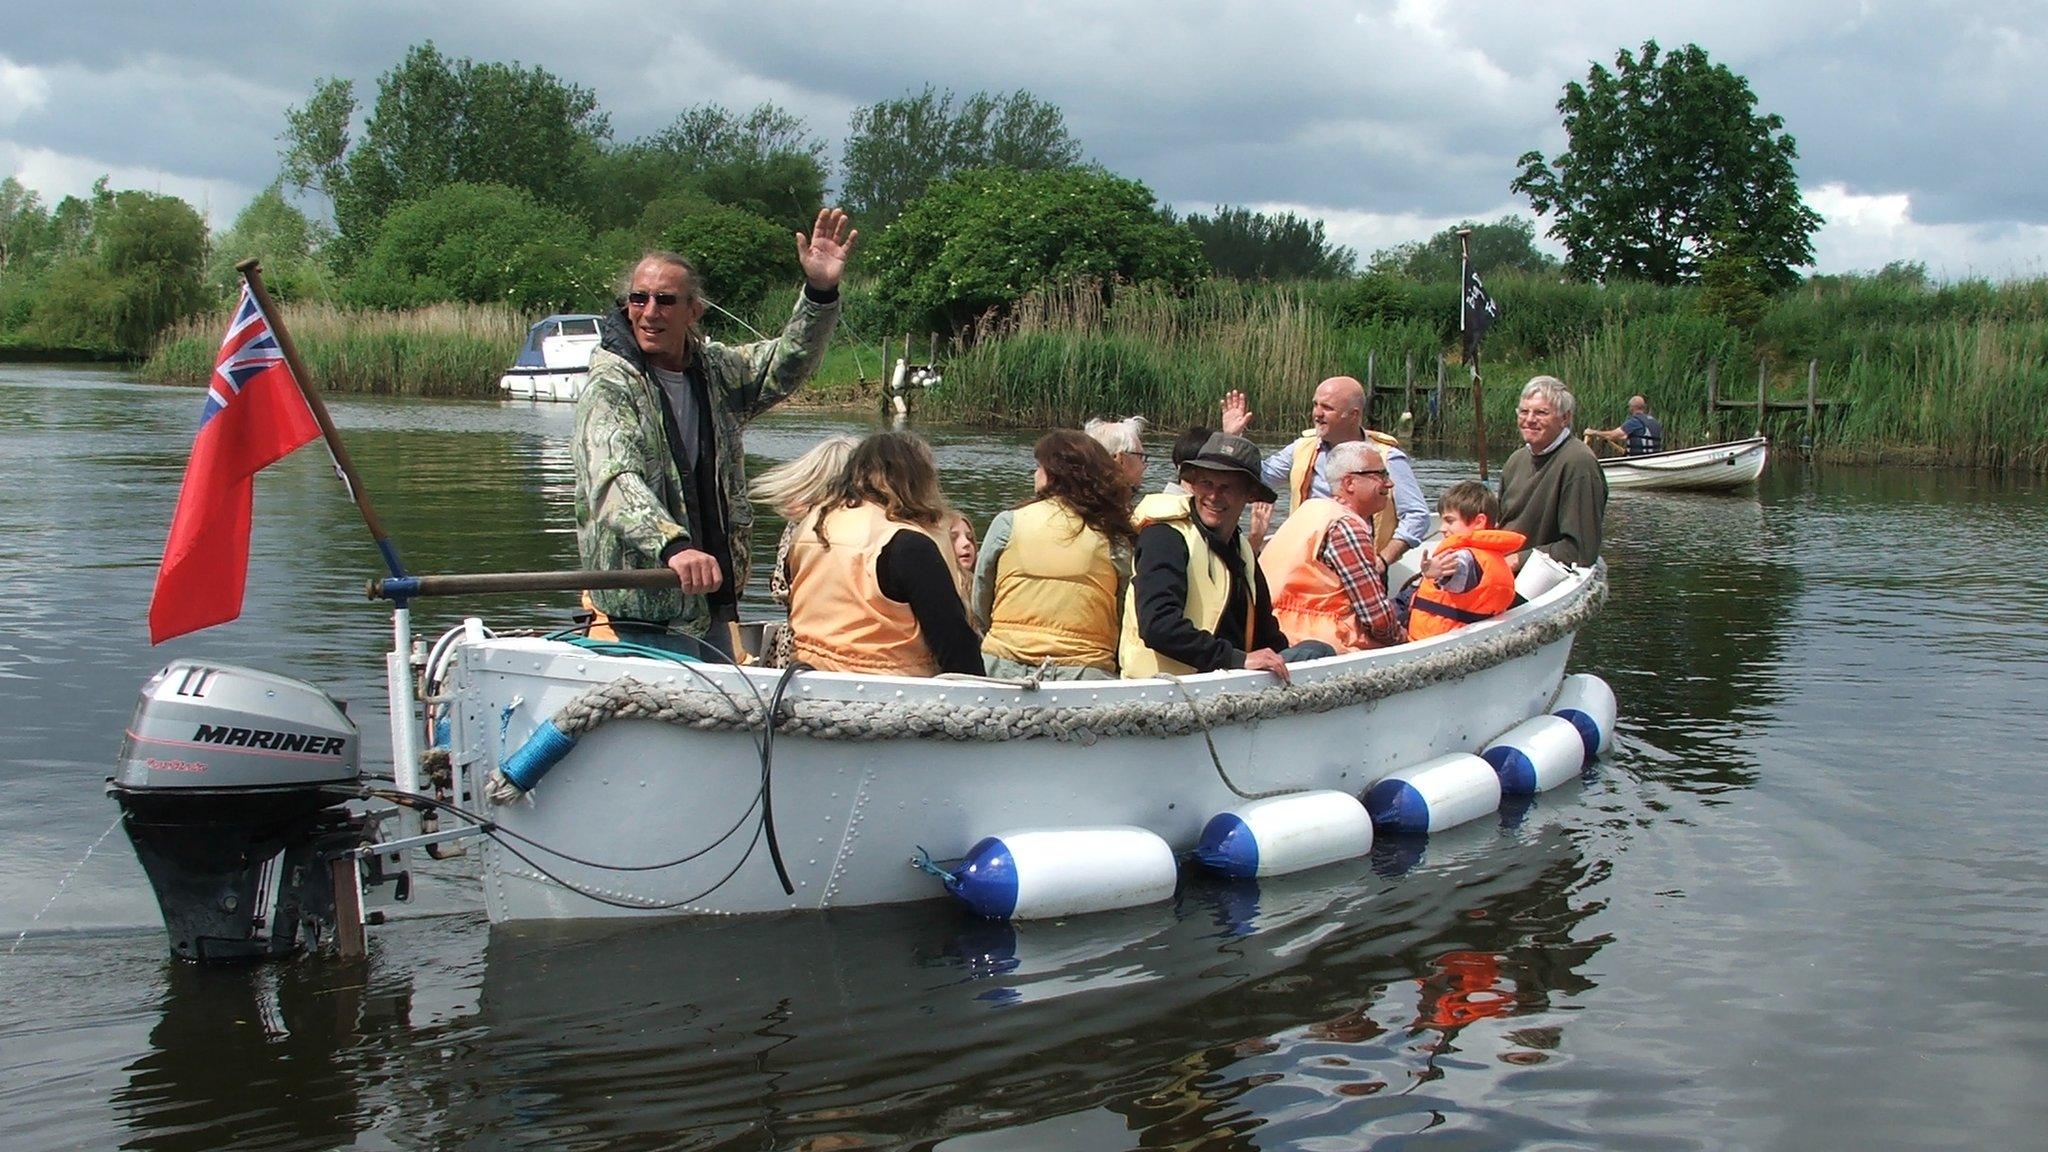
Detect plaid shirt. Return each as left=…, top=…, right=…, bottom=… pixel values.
left=1318, top=516, right=1403, bottom=646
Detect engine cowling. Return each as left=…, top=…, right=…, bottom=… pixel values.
left=109, top=660, right=368, bottom=962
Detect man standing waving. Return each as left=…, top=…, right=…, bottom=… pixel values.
left=573, top=208, right=857, bottom=654
left=1219, top=376, right=1428, bottom=571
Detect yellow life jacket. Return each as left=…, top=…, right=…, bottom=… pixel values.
left=1408, top=528, right=1527, bottom=640
left=787, top=503, right=947, bottom=676
left=1118, top=492, right=1256, bottom=679
left=1257, top=498, right=1377, bottom=653
left=982, top=499, right=1121, bottom=673
left=1287, top=430, right=1402, bottom=551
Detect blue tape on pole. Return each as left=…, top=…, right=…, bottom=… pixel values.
left=500, top=720, right=576, bottom=791
left=1193, top=813, right=1260, bottom=877
left=1364, top=778, right=1431, bottom=833
left=1481, top=745, right=1539, bottom=796
left=947, top=837, right=1021, bottom=918
left=375, top=537, right=409, bottom=579
left=377, top=576, right=422, bottom=601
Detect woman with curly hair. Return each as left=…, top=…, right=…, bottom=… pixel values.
left=786, top=430, right=983, bottom=676
left=972, top=428, right=1137, bottom=679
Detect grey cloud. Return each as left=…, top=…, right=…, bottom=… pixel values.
left=1, top=0, right=2041, bottom=265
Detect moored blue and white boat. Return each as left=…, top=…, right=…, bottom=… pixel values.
left=498, top=313, right=602, bottom=402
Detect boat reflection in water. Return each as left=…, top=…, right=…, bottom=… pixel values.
left=403, top=816, right=1609, bottom=1149
left=101, top=809, right=1602, bottom=1150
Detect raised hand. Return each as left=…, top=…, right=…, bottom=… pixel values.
left=1220, top=389, right=1253, bottom=437
left=797, top=208, right=858, bottom=290
left=1246, top=501, right=1274, bottom=554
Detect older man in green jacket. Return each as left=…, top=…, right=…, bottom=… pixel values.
left=573, top=208, right=857, bottom=654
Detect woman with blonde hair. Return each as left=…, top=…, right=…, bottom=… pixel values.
left=973, top=428, right=1136, bottom=679
left=749, top=434, right=859, bottom=667
left=786, top=431, right=983, bottom=676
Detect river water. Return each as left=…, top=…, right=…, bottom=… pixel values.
left=3, top=364, right=2045, bottom=1151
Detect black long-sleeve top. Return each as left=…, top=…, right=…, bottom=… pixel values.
left=1130, top=519, right=1286, bottom=672
left=875, top=530, right=985, bottom=676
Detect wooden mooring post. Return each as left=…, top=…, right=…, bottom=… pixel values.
left=1704, top=356, right=1849, bottom=435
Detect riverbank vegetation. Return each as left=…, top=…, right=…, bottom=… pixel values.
left=6, top=38, right=2043, bottom=469
left=922, top=269, right=2048, bottom=472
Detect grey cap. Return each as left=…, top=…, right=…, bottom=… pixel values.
left=1179, top=433, right=1280, bottom=504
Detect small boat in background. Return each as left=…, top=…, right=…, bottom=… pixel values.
left=1599, top=435, right=1768, bottom=492
left=499, top=314, right=602, bottom=402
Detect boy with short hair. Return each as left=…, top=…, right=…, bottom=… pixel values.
left=1409, top=481, right=1527, bottom=640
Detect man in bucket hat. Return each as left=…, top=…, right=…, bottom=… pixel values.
left=1118, top=434, right=1334, bottom=681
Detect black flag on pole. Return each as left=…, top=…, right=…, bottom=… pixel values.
left=1461, top=267, right=1500, bottom=363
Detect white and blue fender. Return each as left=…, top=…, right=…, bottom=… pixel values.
left=1550, top=673, right=1616, bottom=764
left=941, top=826, right=1178, bottom=919
left=1480, top=714, right=1588, bottom=795
left=1193, top=790, right=1374, bottom=878
left=1362, top=753, right=1503, bottom=833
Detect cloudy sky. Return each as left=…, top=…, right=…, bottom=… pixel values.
left=4, top=1, right=2043, bottom=279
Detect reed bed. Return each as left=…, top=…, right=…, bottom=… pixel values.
left=923, top=277, right=2048, bottom=472
left=141, top=302, right=528, bottom=396
left=924, top=281, right=1443, bottom=432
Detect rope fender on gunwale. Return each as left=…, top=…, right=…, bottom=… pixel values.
left=522, top=570, right=1605, bottom=748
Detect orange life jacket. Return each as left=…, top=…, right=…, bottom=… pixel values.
left=1288, top=431, right=1402, bottom=550
left=1408, top=528, right=1526, bottom=640
left=1257, top=498, right=1378, bottom=653
left=787, top=503, right=948, bottom=676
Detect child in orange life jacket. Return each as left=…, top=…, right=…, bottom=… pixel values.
left=1408, top=481, right=1527, bottom=641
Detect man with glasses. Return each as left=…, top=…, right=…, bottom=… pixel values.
left=1498, top=375, right=1607, bottom=570
left=1219, top=375, right=1427, bottom=573
left=572, top=208, right=857, bottom=656
left=1257, top=441, right=1408, bottom=652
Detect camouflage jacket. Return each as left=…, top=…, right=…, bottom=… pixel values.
left=572, top=290, right=841, bottom=632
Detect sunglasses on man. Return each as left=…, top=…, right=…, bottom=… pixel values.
left=626, top=290, right=681, bottom=308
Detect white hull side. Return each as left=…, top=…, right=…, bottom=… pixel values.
left=1600, top=437, right=1767, bottom=491
left=497, top=368, right=590, bottom=403
left=445, top=570, right=1600, bottom=923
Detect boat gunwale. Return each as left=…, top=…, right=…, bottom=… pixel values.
left=450, top=563, right=1604, bottom=740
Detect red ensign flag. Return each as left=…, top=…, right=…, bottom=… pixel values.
left=147, top=285, right=320, bottom=643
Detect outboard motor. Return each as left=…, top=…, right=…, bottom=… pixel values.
left=109, top=660, right=374, bottom=962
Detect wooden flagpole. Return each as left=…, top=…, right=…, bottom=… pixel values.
left=235, top=258, right=408, bottom=579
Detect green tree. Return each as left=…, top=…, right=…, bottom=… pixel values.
left=1511, top=40, right=1822, bottom=289
left=31, top=189, right=209, bottom=353
left=346, top=181, right=599, bottom=312
left=841, top=87, right=1083, bottom=226
left=1696, top=237, right=1769, bottom=331
left=1180, top=206, right=1356, bottom=279
left=660, top=205, right=792, bottom=318
left=868, top=166, right=1206, bottom=333
left=1368, top=216, right=1558, bottom=282
left=208, top=182, right=332, bottom=301
left=587, top=102, right=828, bottom=234
left=279, top=76, right=355, bottom=201
left=0, top=177, right=52, bottom=271
left=292, top=43, right=610, bottom=260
